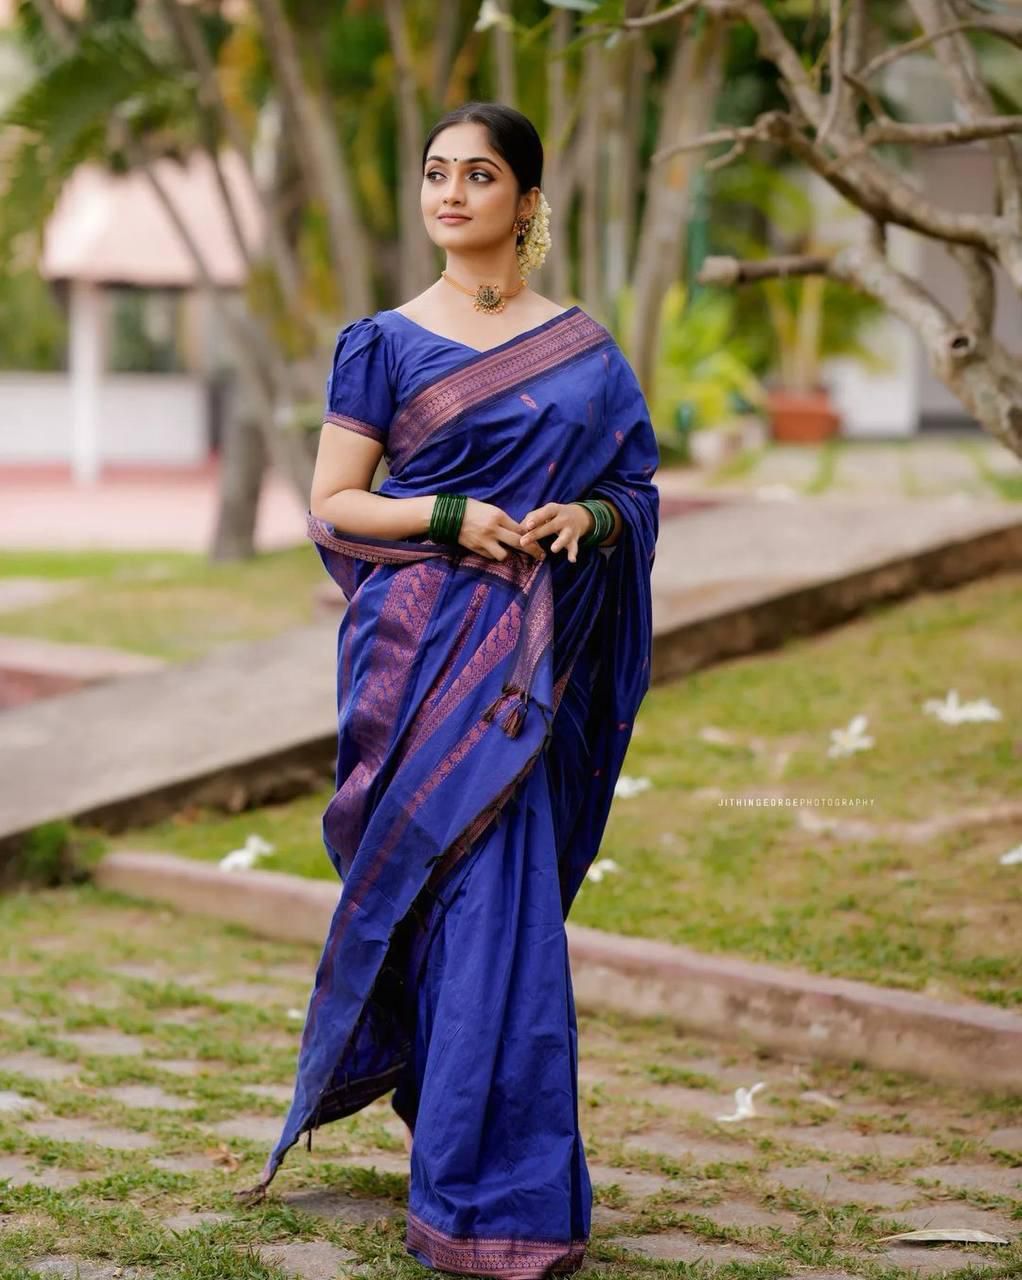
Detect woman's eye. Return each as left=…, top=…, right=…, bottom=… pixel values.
left=425, top=170, right=491, bottom=182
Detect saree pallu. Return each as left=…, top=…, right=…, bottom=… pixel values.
left=238, top=306, right=659, bottom=1278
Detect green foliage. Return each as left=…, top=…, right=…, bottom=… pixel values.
left=0, top=268, right=66, bottom=370
left=0, top=20, right=199, bottom=275
left=1, top=820, right=97, bottom=889
left=611, top=282, right=766, bottom=435
left=711, top=159, right=888, bottom=390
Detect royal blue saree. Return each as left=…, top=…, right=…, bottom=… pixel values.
left=239, top=304, right=660, bottom=1278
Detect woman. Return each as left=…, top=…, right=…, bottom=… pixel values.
left=236, top=102, right=660, bottom=1279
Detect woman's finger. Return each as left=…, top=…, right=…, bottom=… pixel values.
left=496, top=524, right=543, bottom=560
left=521, top=516, right=560, bottom=544
left=522, top=504, right=557, bottom=531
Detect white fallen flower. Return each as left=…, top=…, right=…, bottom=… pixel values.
left=586, top=858, right=622, bottom=884
left=923, top=689, right=1002, bottom=725
left=716, top=1081, right=766, bottom=1122
left=999, top=844, right=1022, bottom=867
left=218, top=834, right=275, bottom=872
left=286, top=1008, right=303, bottom=1021
left=827, top=714, right=874, bottom=758
left=614, top=775, right=652, bottom=799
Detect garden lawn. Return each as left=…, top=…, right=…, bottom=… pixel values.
left=91, top=572, right=1022, bottom=1008
left=0, top=547, right=323, bottom=662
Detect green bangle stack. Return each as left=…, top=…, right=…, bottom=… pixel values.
left=576, top=498, right=615, bottom=548
left=429, top=492, right=468, bottom=545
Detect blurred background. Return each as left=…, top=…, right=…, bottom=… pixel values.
left=0, top=0, right=1019, bottom=562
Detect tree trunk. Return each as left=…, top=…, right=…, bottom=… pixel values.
left=211, top=390, right=268, bottom=561
left=630, top=12, right=725, bottom=393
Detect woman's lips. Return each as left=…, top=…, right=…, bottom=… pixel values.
left=438, top=215, right=470, bottom=222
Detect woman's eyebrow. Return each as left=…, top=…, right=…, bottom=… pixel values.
left=425, top=155, right=502, bottom=169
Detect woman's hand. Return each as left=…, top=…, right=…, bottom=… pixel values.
left=455, top=497, right=546, bottom=562
left=518, top=502, right=594, bottom=565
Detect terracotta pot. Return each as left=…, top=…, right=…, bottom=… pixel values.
left=767, top=387, right=841, bottom=443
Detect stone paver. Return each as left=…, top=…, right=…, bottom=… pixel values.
left=151, top=1153, right=220, bottom=1173
left=339, top=1151, right=409, bottom=1176
left=891, top=1203, right=1018, bottom=1236
left=607, top=1230, right=760, bottom=1262
left=0, top=1154, right=86, bottom=1190
left=777, top=1122, right=931, bottom=1159
left=767, top=1164, right=919, bottom=1207
left=0, top=1089, right=37, bottom=1114
left=105, top=1084, right=194, bottom=1111
left=210, top=1115, right=285, bottom=1144
left=23, top=1116, right=157, bottom=1150
left=0, top=1009, right=36, bottom=1028
left=242, top=1081, right=295, bottom=1104
left=0, top=1051, right=79, bottom=1081
left=691, top=1198, right=801, bottom=1230
left=631, top=1082, right=742, bottom=1119
left=151, top=1057, right=218, bottom=1076
left=60, top=1030, right=147, bottom=1056
left=877, top=1243, right=1002, bottom=1275
left=203, top=980, right=296, bottom=1005
left=259, top=1240, right=359, bottom=1280
left=278, top=1187, right=401, bottom=1224
left=588, top=1163, right=670, bottom=1199
left=161, top=1210, right=232, bottom=1233
left=622, top=1130, right=756, bottom=1166
left=910, top=1163, right=1022, bottom=1195
left=2, top=886, right=1019, bottom=1279
left=988, top=1125, right=1022, bottom=1151
left=23, top=1260, right=147, bottom=1280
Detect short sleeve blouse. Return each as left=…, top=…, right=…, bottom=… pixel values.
left=323, top=316, right=396, bottom=448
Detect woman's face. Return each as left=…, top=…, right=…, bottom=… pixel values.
left=421, top=121, right=534, bottom=254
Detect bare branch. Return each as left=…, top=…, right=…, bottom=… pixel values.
left=816, top=0, right=843, bottom=147
left=908, top=0, right=1022, bottom=227
left=861, top=114, right=1022, bottom=149
left=949, top=244, right=996, bottom=336
left=622, top=0, right=703, bottom=29
left=699, top=253, right=833, bottom=285
left=650, top=115, right=782, bottom=165
left=859, top=16, right=1022, bottom=80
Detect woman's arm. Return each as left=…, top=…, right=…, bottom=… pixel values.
left=310, top=426, right=435, bottom=538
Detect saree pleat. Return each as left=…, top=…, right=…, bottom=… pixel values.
left=238, top=306, right=659, bottom=1278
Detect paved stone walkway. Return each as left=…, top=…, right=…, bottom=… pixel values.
left=0, top=887, right=1018, bottom=1278
left=672, top=432, right=1022, bottom=502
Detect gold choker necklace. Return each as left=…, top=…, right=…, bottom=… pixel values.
left=440, top=270, right=527, bottom=315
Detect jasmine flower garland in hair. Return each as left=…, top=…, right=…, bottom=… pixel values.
left=516, top=192, right=552, bottom=276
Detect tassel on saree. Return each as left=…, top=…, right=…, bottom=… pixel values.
left=481, top=682, right=530, bottom=738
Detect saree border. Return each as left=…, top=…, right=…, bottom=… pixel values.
left=324, top=410, right=385, bottom=443
left=388, top=310, right=612, bottom=471
left=306, top=511, right=543, bottom=593
left=407, top=1208, right=588, bottom=1278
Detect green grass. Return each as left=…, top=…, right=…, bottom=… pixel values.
left=961, top=440, right=1022, bottom=502
left=803, top=438, right=839, bottom=495
left=0, top=887, right=1019, bottom=1278
left=91, top=571, right=1022, bottom=1008
left=0, top=547, right=324, bottom=661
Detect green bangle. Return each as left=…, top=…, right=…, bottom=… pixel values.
left=429, top=492, right=468, bottom=545
left=577, top=498, right=613, bottom=548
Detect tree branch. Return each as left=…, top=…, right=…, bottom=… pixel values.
left=859, top=16, right=1022, bottom=80
left=908, top=0, right=1022, bottom=227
